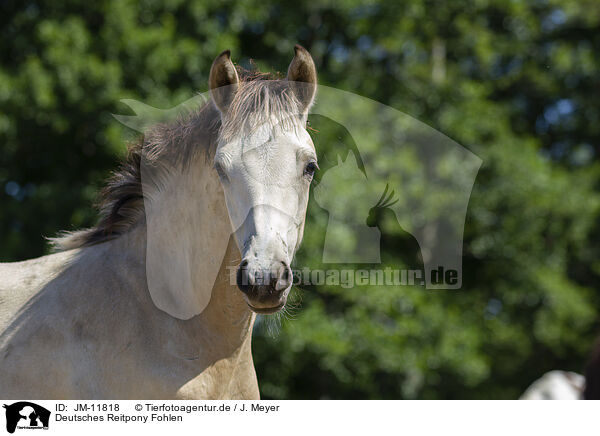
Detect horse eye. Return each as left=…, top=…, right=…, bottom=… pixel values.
left=304, top=161, right=319, bottom=178
left=214, top=163, right=228, bottom=182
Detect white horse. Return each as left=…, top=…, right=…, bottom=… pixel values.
left=0, top=45, right=318, bottom=399
left=520, top=371, right=584, bottom=400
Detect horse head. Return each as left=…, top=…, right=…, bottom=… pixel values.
left=209, top=46, right=318, bottom=314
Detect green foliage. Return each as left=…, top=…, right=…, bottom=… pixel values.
left=1, top=0, right=599, bottom=398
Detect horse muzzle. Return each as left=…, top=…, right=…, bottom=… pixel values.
left=236, top=259, right=293, bottom=314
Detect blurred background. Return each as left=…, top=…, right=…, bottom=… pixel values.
left=1, top=0, right=599, bottom=399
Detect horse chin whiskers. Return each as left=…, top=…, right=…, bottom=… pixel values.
left=256, top=287, right=302, bottom=338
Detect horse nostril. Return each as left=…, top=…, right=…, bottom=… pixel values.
left=274, top=262, right=292, bottom=292
left=236, top=261, right=253, bottom=294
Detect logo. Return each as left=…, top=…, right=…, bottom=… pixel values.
left=3, top=402, right=50, bottom=434
left=113, top=81, right=481, bottom=318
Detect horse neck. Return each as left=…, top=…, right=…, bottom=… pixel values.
left=110, top=151, right=254, bottom=344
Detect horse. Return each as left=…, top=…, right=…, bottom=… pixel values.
left=0, top=45, right=318, bottom=399
left=520, top=371, right=584, bottom=400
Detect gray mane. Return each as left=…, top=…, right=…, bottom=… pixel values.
left=50, top=69, right=301, bottom=252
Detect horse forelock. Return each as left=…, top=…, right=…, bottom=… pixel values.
left=220, top=76, right=304, bottom=142
left=49, top=67, right=304, bottom=252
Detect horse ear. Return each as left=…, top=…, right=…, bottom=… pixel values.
left=287, top=44, right=317, bottom=114
left=209, top=50, right=240, bottom=114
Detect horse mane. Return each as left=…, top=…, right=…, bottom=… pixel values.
left=49, top=67, right=299, bottom=252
